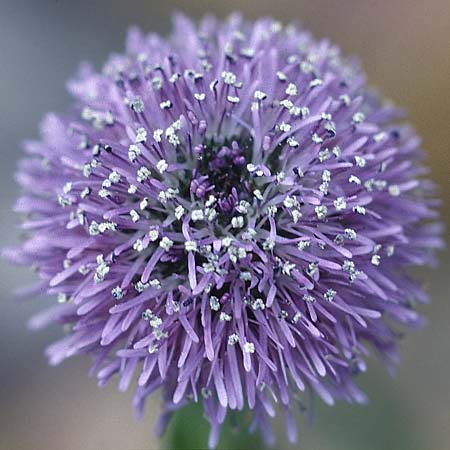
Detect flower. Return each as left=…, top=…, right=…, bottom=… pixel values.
left=3, top=13, right=443, bottom=448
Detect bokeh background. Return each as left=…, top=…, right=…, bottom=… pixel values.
left=0, top=1, right=449, bottom=449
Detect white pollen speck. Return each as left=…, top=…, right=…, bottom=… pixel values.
left=128, top=184, right=137, bottom=194
left=292, top=209, right=302, bottom=223
left=148, top=344, right=159, bottom=354
left=221, top=71, right=237, bottom=85
left=282, top=262, right=296, bottom=276
left=353, top=205, right=366, bottom=215
left=220, top=312, right=232, bottom=322
left=80, top=187, right=91, bottom=199
left=63, top=182, right=72, bottom=194
left=300, top=60, right=314, bottom=73
left=287, top=137, right=299, bottom=148
left=88, top=221, right=99, bottom=236
left=240, top=271, right=252, bottom=281
left=340, top=94, right=351, bottom=106
left=300, top=106, right=310, bottom=118
left=371, top=254, right=381, bottom=266
left=136, top=166, right=151, bottom=182
left=94, top=256, right=109, bottom=283
left=191, top=209, right=204, bottom=222
left=283, top=196, right=296, bottom=208
left=128, top=144, right=140, bottom=162
left=174, top=205, right=185, bottom=220
left=108, top=171, right=120, bottom=183
left=263, top=238, right=275, bottom=251
left=349, top=175, right=361, bottom=184
left=352, top=112, right=366, bottom=124
left=243, top=342, right=255, bottom=353
left=254, top=90, right=267, bottom=100
left=98, top=188, right=110, bottom=198
left=334, top=197, right=347, bottom=211
left=111, top=286, right=124, bottom=300
left=276, top=172, right=285, bottom=183
left=160, top=100, right=172, bottom=110
left=139, top=197, right=148, bottom=210
left=135, top=127, right=147, bottom=143
left=332, top=145, right=341, bottom=157
left=320, top=182, right=329, bottom=195
left=355, top=155, right=367, bottom=167
left=156, top=159, right=168, bottom=174
left=153, top=129, right=163, bottom=142
left=209, top=79, right=218, bottom=93
left=315, top=205, right=328, bottom=219
left=97, top=221, right=116, bottom=233
left=130, top=97, right=144, bottom=113
left=236, top=200, right=250, bottom=214
left=149, top=279, right=161, bottom=289
left=227, top=95, right=240, bottom=104
left=133, top=239, right=145, bottom=252
left=148, top=229, right=159, bottom=241
left=280, top=99, right=293, bottom=110
left=303, top=294, right=316, bottom=303
left=279, top=121, right=291, bottom=132
left=222, top=237, right=232, bottom=247
left=205, top=195, right=216, bottom=207
left=231, top=216, right=244, bottom=228
left=285, top=83, right=298, bottom=96
left=228, top=334, right=239, bottom=345
left=388, top=185, right=401, bottom=196
left=297, top=239, right=310, bottom=251
left=130, top=209, right=140, bottom=222
left=324, top=289, right=336, bottom=302
left=319, top=148, right=331, bottom=162
left=135, top=281, right=150, bottom=293
left=309, top=78, right=323, bottom=88
left=169, top=73, right=180, bottom=83
left=184, top=240, right=197, bottom=252
left=374, top=132, right=387, bottom=143
left=194, top=92, right=206, bottom=101
left=253, top=189, right=263, bottom=200
left=209, top=296, right=220, bottom=311
left=151, top=76, right=163, bottom=90
left=276, top=71, right=287, bottom=81
left=240, top=47, right=255, bottom=58
left=58, top=191, right=72, bottom=208
left=237, top=247, right=247, bottom=260
left=159, top=236, right=174, bottom=251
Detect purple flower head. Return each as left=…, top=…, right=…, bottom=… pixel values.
left=4, top=14, right=443, bottom=448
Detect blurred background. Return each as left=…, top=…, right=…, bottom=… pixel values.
left=0, top=1, right=449, bottom=449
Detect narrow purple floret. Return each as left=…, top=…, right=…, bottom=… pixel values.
left=4, top=14, right=443, bottom=448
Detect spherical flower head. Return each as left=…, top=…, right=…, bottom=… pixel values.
left=4, top=14, right=443, bottom=448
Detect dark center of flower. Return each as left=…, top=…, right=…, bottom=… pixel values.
left=189, top=137, right=254, bottom=214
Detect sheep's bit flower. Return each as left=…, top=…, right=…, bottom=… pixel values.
left=5, top=14, right=442, bottom=448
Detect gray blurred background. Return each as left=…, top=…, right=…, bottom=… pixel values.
left=0, top=1, right=449, bottom=449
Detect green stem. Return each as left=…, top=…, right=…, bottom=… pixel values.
left=161, top=402, right=266, bottom=449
